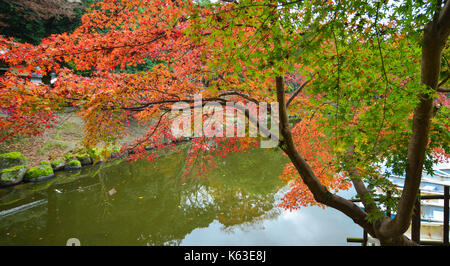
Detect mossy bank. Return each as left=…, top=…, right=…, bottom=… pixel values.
left=0, top=148, right=123, bottom=188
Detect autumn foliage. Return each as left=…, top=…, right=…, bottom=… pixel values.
left=0, top=0, right=449, bottom=219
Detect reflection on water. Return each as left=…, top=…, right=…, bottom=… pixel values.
left=0, top=147, right=361, bottom=246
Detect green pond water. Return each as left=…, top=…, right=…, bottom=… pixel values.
left=0, top=147, right=362, bottom=245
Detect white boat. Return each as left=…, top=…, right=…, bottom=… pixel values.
left=357, top=161, right=450, bottom=244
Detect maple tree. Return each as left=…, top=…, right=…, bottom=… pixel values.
left=0, top=0, right=449, bottom=245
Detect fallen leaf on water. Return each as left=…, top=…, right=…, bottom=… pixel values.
left=138, top=196, right=144, bottom=199
left=108, top=188, right=117, bottom=196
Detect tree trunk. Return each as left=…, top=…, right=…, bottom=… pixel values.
left=276, top=2, right=450, bottom=245
left=376, top=5, right=450, bottom=240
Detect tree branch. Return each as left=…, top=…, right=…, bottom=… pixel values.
left=275, top=76, right=375, bottom=236
left=286, top=78, right=311, bottom=108
left=437, top=0, right=450, bottom=39
left=344, top=145, right=380, bottom=216
left=438, top=73, right=450, bottom=89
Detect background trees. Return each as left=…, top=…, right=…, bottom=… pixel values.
left=0, top=0, right=93, bottom=44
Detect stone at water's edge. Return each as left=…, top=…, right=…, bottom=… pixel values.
left=64, top=159, right=82, bottom=170
left=87, top=148, right=105, bottom=164
left=0, top=152, right=28, bottom=187
left=0, top=152, right=27, bottom=171
left=76, top=154, right=92, bottom=166
left=51, top=160, right=66, bottom=171
left=24, top=163, right=55, bottom=182
left=0, top=165, right=27, bottom=187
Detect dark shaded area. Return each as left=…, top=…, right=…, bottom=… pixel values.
left=0, top=0, right=94, bottom=45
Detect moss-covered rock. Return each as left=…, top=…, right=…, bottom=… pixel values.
left=0, top=152, right=27, bottom=170
left=0, top=165, right=27, bottom=187
left=76, top=153, right=92, bottom=166
left=24, top=162, right=54, bottom=182
left=64, top=152, right=75, bottom=162
left=88, top=148, right=104, bottom=164
left=65, top=159, right=82, bottom=170
left=68, top=160, right=81, bottom=166
left=51, top=159, right=65, bottom=171
left=40, top=161, right=52, bottom=167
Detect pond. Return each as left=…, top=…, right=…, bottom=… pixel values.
left=0, top=147, right=362, bottom=246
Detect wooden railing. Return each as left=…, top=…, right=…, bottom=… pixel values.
left=347, top=185, right=450, bottom=246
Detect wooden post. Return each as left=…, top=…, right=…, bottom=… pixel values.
left=363, top=230, right=367, bottom=246
left=444, top=186, right=449, bottom=246
left=411, top=193, right=421, bottom=244
left=386, top=191, right=392, bottom=218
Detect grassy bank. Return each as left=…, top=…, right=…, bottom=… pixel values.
left=0, top=109, right=151, bottom=167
